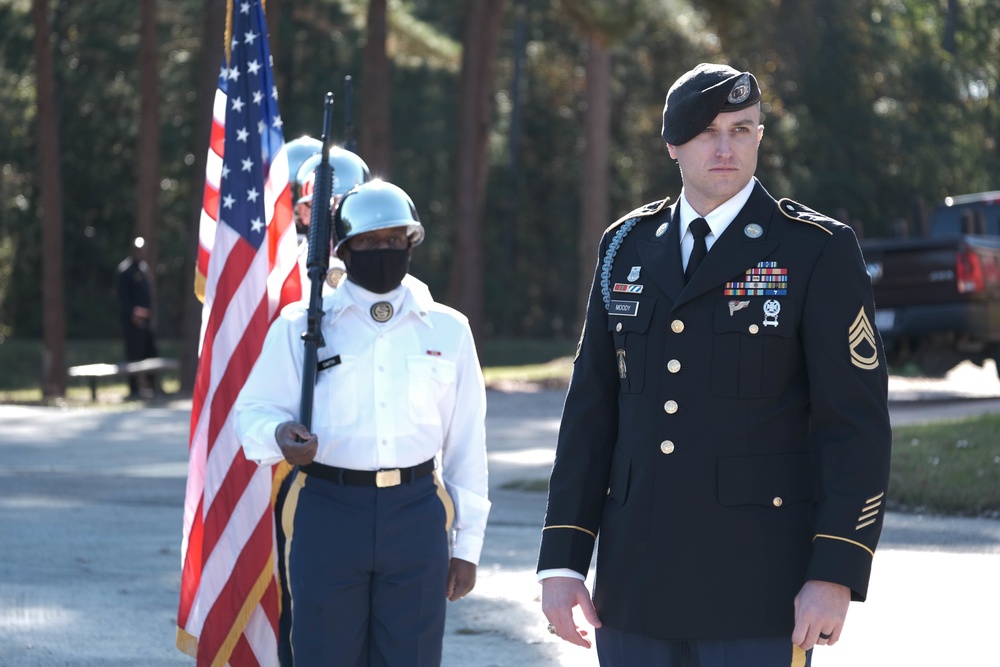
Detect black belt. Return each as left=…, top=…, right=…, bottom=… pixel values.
left=301, top=459, right=435, bottom=488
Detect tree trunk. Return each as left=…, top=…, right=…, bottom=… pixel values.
left=360, top=0, right=391, bottom=173
left=576, top=39, right=611, bottom=331
left=448, top=0, right=506, bottom=342
left=137, top=0, right=160, bottom=287
left=32, top=0, right=66, bottom=398
left=179, top=0, right=227, bottom=394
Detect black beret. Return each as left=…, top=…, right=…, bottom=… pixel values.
left=661, top=63, right=761, bottom=146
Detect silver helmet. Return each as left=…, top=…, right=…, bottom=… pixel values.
left=296, top=145, right=372, bottom=204
left=334, top=179, right=425, bottom=252
left=284, top=136, right=322, bottom=202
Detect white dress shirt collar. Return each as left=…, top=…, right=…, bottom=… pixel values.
left=678, top=177, right=757, bottom=247
left=328, top=275, right=435, bottom=328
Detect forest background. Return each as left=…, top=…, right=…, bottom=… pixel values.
left=2, top=0, right=998, bottom=396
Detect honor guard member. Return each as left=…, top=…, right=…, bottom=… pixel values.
left=294, top=144, right=373, bottom=294
left=538, top=63, right=891, bottom=667
left=236, top=179, right=489, bottom=667
left=285, top=134, right=324, bottom=234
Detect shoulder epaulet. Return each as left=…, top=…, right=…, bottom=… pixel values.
left=778, top=198, right=842, bottom=236
left=606, top=197, right=671, bottom=233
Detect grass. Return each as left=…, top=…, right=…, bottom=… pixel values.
left=0, top=337, right=574, bottom=404
left=3, top=337, right=999, bottom=518
left=0, top=337, right=183, bottom=404
left=888, top=413, right=1000, bottom=517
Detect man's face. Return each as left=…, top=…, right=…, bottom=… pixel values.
left=667, top=105, right=763, bottom=215
left=294, top=201, right=312, bottom=228
left=347, top=227, right=411, bottom=252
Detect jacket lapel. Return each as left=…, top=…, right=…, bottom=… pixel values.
left=672, top=182, right=780, bottom=310
left=636, top=204, right=685, bottom=303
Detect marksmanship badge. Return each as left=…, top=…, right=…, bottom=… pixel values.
left=763, top=299, right=781, bottom=326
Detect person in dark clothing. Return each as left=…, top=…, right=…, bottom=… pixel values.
left=538, top=63, right=892, bottom=667
left=116, top=237, right=158, bottom=398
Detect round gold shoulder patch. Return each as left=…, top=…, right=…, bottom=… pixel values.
left=370, top=301, right=394, bottom=322
left=326, top=267, right=345, bottom=288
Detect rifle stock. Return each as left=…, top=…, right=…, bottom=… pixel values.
left=299, top=92, right=336, bottom=431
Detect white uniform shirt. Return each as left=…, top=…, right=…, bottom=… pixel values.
left=235, top=277, right=490, bottom=564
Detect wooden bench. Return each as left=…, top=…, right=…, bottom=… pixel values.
left=67, top=357, right=180, bottom=401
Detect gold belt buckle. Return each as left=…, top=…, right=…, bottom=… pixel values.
left=375, top=469, right=402, bottom=488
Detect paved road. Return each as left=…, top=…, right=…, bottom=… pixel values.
left=1, top=363, right=999, bottom=666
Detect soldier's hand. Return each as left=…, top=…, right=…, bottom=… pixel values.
left=274, top=421, right=318, bottom=466
left=446, top=558, right=477, bottom=601
left=792, top=579, right=850, bottom=650
left=541, top=576, right=602, bottom=649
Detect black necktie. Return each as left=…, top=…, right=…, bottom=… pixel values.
left=685, top=217, right=711, bottom=283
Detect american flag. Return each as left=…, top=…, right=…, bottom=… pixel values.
left=177, top=0, right=300, bottom=664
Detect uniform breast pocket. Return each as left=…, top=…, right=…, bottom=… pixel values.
left=313, top=353, right=359, bottom=429
left=717, top=452, right=818, bottom=508
left=608, top=299, right=656, bottom=394
left=711, top=298, right=796, bottom=398
left=407, top=355, right=457, bottom=425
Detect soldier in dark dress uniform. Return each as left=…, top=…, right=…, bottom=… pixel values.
left=538, top=63, right=891, bottom=667
left=116, top=237, right=158, bottom=398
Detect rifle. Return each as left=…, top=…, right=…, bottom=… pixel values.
left=343, top=75, right=358, bottom=153
left=298, top=92, right=335, bottom=431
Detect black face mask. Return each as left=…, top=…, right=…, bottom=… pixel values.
left=344, top=248, right=411, bottom=294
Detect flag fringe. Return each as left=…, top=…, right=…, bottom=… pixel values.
left=176, top=626, right=199, bottom=659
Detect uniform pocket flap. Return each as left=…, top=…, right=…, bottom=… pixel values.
left=607, top=298, right=655, bottom=333
left=717, top=452, right=817, bottom=507
left=406, top=355, right=457, bottom=383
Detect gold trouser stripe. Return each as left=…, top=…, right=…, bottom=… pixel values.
left=271, top=460, right=294, bottom=507
left=791, top=644, right=807, bottom=667
left=432, top=470, right=455, bottom=533
left=282, top=470, right=307, bottom=663
left=814, top=533, right=874, bottom=557
left=543, top=524, right=597, bottom=539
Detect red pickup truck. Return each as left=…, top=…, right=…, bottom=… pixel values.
left=860, top=191, right=1000, bottom=377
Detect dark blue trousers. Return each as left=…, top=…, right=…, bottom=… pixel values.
left=596, top=625, right=812, bottom=667
left=283, top=471, right=449, bottom=667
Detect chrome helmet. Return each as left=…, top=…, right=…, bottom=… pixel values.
left=296, top=145, right=372, bottom=204
left=284, top=135, right=322, bottom=201
left=333, top=179, right=425, bottom=252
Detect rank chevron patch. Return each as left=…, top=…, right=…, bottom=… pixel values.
left=849, top=307, right=879, bottom=370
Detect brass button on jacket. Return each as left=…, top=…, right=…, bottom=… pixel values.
left=670, top=319, right=685, bottom=333
left=660, top=440, right=675, bottom=455
left=667, top=359, right=681, bottom=373
left=772, top=497, right=783, bottom=507
left=663, top=400, right=678, bottom=414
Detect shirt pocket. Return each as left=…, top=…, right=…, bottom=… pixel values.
left=711, top=298, right=796, bottom=398
left=313, top=353, right=359, bottom=429
left=717, top=451, right=818, bottom=508
left=406, top=355, right=457, bottom=425
left=607, top=299, right=656, bottom=394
